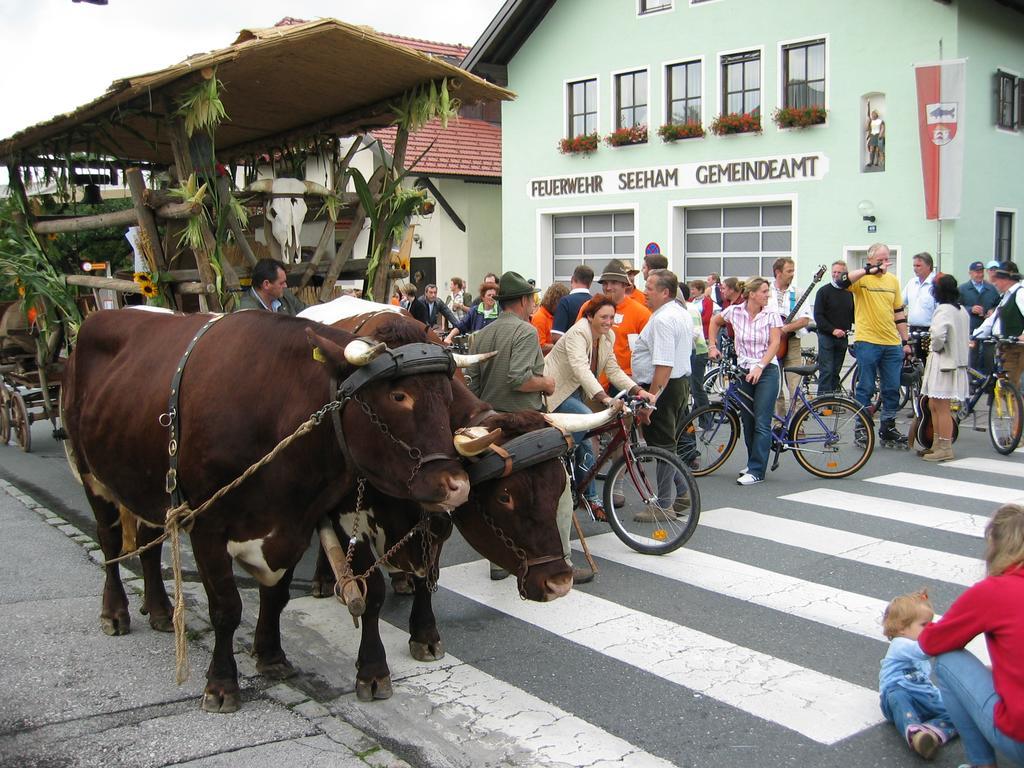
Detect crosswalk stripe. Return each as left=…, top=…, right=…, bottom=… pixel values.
left=866, top=472, right=1024, bottom=504
left=700, top=507, right=984, bottom=586
left=440, top=560, right=884, bottom=745
left=572, top=533, right=991, bottom=666
left=943, top=456, right=1024, bottom=478
left=779, top=488, right=989, bottom=537
left=286, top=595, right=678, bottom=768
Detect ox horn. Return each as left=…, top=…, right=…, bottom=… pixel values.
left=454, top=426, right=503, bottom=457
left=344, top=339, right=387, bottom=366
left=303, top=180, right=332, bottom=196
left=543, top=405, right=619, bottom=434
left=451, top=350, right=498, bottom=368
left=244, top=179, right=274, bottom=194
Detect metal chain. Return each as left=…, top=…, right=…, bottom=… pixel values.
left=481, top=509, right=529, bottom=599
left=420, top=509, right=439, bottom=593
left=350, top=394, right=425, bottom=489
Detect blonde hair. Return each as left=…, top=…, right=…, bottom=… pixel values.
left=741, top=277, right=769, bottom=299
left=882, top=590, right=934, bottom=640
left=986, top=503, right=1024, bottom=577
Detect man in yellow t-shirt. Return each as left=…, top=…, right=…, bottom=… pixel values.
left=841, top=243, right=912, bottom=446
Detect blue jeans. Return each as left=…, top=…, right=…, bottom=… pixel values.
left=816, top=332, right=849, bottom=396
left=933, top=650, right=1024, bottom=767
left=881, top=685, right=957, bottom=743
left=737, top=363, right=779, bottom=480
left=853, top=341, right=903, bottom=422
left=555, top=391, right=597, bottom=502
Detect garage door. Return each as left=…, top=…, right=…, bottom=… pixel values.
left=683, top=203, right=792, bottom=279
left=553, top=211, right=635, bottom=283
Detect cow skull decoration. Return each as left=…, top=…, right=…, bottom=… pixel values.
left=245, top=178, right=331, bottom=264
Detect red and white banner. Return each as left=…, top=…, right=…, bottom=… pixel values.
left=915, top=59, right=967, bottom=220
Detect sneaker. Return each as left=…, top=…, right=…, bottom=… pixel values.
left=910, top=728, right=939, bottom=760
left=633, top=506, right=675, bottom=522
left=736, top=473, right=763, bottom=486
left=687, top=457, right=701, bottom=471
left=736, top=466, right=748, bottom=478
left=673, top=494, right=691, bottom=512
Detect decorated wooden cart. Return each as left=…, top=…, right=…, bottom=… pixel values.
left=0, top=18, right=512, bottom=449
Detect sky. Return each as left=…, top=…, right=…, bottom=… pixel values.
left=0, top=0, right=507, bottom=141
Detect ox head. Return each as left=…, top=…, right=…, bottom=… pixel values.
left=247, top=178, right=330, bottom=264
left=305, top=324, right=473, bottom=511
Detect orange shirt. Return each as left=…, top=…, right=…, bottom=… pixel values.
left=576, top=297, right=651, bottom=377
left=531, top=306, right=555, bottom=348
left=625, top=290, right=648, bottom=310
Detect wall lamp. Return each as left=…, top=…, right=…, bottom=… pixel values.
left=858, top=199, right=876, bottom=223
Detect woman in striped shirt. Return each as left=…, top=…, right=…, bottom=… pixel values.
left=707, top=277, right=782, bottom=486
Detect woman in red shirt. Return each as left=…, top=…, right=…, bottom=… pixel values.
left=532, top=282, right=569, bottom=354
left=918, top=503, right=1024, bottom=768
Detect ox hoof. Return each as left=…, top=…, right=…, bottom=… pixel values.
left=100, top=614, right=130, bottom=636
left=257, top=658, right=297, bottom=680
left=390, top=573, right=414, bottom=595
left=310, top=578, right=336, bottom=599
left=409, top=639, right=445, bottom=662
left=355, top=676, right=393, bottom=702
left=201, top=690, right=241, bottom=713
left=149, top=614, right=174, bottom=633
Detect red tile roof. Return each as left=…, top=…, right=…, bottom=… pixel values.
left=377, top=33, right=470, bottom=62
left=373, top=117, right=501, bottom=180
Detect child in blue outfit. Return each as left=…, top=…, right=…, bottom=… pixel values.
left=880, top=590, right=958, bottom=760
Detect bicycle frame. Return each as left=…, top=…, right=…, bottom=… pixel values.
left=571, top=406, right=658, bottom=508
left=956, top=339, right=1013, bottom=421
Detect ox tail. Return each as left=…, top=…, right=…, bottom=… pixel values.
left=119, top=505, right=138, bottom=555
left=58, top=395, right=84, bottom=486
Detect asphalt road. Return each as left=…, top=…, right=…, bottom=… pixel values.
left=1, top=408, right=1021, bottom=768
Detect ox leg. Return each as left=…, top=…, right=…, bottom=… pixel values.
left=87, top=489, right=131, bottom=636
left=192, top=536, right=243, bottom=713
left=408, top=575, right=445, bottom=662
left=137, top=525, right=173, bottom=632
left=254, top=568, right=297, bottom=680
left=310, top=543, right=335, bottom=599
left=353, top=546, right=392, bottom=702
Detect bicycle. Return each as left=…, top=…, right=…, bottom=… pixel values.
left=914, top=337, right=1023, bottom=455
left=677, top=360, right=876, bottom=479
left=570, top=394, right=701, bottom=555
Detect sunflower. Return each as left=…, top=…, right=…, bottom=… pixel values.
left=139, top=281, right=159, bottom=299
left=132, top=271, right=154, bottom=287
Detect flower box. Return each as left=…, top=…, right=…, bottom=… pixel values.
left=604, top=124, right=648, bottom=147
left=709, top=112, right=762, bottom=136
left=558, top=133, right=600, bottom=155
left=657, top=122, right=706, bottom=142
left=773, top=106, right=827, bottom=129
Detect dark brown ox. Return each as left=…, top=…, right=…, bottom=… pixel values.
left=61, top=309, right=470, bottom=713
left=307, top=308, right=610, bottom=700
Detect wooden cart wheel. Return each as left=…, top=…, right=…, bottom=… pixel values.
left=11, top=391, right=31, bottom=453
left=0, top=387, right=10, bottom=445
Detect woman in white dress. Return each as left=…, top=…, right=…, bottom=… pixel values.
left=920, top=274, right=970, bottom=462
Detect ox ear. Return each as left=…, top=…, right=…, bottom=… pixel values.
left=305, top=328, right=349, bottom=369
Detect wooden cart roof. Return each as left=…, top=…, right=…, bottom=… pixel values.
left=0, top=17, right=514, bottom=167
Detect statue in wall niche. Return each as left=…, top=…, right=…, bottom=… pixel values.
left=865, top=103, right=886, bottom=171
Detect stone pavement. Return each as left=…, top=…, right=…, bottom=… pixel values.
left=0, top=479, right=413, bottom=768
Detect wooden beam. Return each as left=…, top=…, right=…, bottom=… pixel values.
left=32, top=208, right=137, bottom=234
left=370, top=126, right=409, bottom=303
left=125, top=167, right=167, bottom=272
left=66, top=275, right=144, bottom=293
left=318, top=165, right=384, bottom=301
left=217, top=174, right=257, bottom=267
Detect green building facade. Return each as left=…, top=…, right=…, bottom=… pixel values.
left=467, top=0, right=1024, bottom=289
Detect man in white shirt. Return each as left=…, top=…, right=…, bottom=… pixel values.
left=903, top=252, right=937, bottom=358
left=974, top=261, right=1024, bottom=390
left=769, top=257, right=813, bottom=416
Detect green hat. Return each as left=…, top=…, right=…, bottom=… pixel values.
left=598, top=259, right=632, bottom=284
left=496, top=271, right=535, bottom=301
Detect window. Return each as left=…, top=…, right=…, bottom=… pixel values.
left=615, top=70, right=648, bottom=130
left=996, top=211, right=1014, bottom=261
left=683, top=203, right=790, bottom=278
left=639, top=0, right=671, bottom=12
left=553, top=212, right=635, bottom=283
left=567, top=79, right=597, bottom=137
left=722, top=51, right=760, bottom=116
left=667, top=60, right=702, bottom=124
left=996, top=71, right=1017, bottom=130
left=782, top=39, right=825, bottom=109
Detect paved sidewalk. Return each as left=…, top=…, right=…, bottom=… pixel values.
left=0, top=479, right=413, bottom=768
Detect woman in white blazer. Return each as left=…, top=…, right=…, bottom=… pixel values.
left=544, top=295, right=655, bottom=515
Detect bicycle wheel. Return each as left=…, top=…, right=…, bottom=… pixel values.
left=675, top=403, right=739, bottom=477
left=603, top=446, right=700, bottom=555
left=790, top=397, right=874, bottom=478
left=989, top=379, right=1023, bottom=455
left=849, top=367, right=909, bottom=413
left=702, top=364, right=729, bottom=396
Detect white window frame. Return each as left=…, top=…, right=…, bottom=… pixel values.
left=610, top=65, right=651, bottom=137
left=776, top=34, right=830, bottom=129
left=636, top=0, right=673, bottom=16
left=996, top=67, right=1021, bottom=134
left=716, top=45, right=765, bottom=130
left=662, top=55, right=705, bottom=129
left=689, top=0, right=722, bottom=6
left=563, top=74, right=601, bottom=139
left=536, top=203, right=641, bottom=288
left=667, top=192, right=798, bottom=280
left=842, top=244, right=905, bottom=282
left=995, top=207, right=1017, bottom=261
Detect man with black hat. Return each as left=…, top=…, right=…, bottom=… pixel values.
left=973, top=261, right=1024, bottom=390
left=959, top=260, right=1000, bottom=373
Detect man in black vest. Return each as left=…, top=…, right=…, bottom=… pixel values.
left=974, top=261, right=1024, bottom=390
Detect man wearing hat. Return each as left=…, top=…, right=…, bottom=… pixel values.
left=986, top=259, right=1002, bottom=285
left=577, top=259, right=651, bottom=381
left=959, top=260, right=1000, bottom=373
left=973, top=261, right=1024, bottom=390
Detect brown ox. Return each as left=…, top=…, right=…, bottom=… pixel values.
left=308, top=308, right=609, bottom=700
left=61, top=309, right=471, bottom=712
